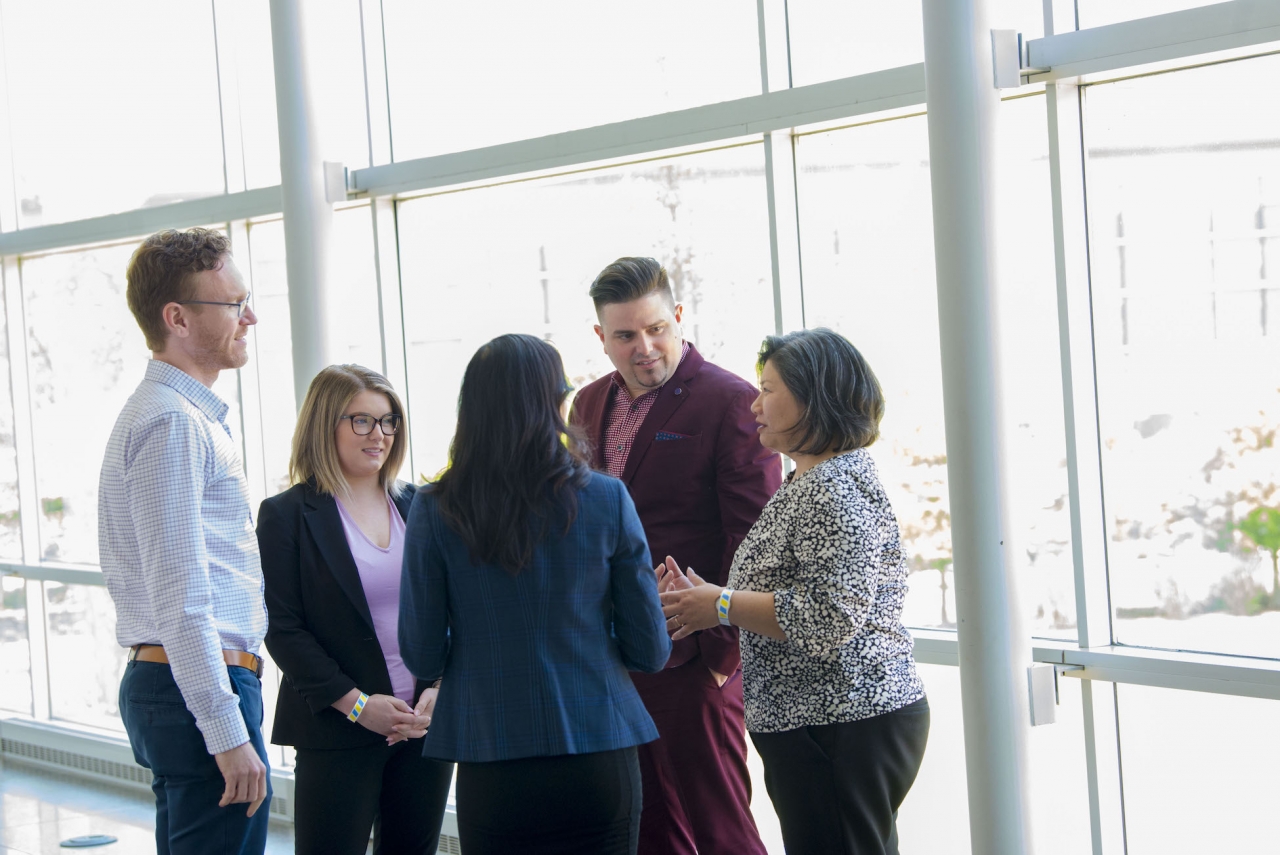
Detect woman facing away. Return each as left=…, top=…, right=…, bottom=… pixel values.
left=659, top=328, right=930, bottom=855
left=398, top=333, right=671, bottom=855
left=256, top=365, right=453, bottom=855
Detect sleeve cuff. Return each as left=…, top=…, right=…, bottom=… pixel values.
left=696, top=625, right=742, bottom=676
left=197, top=709, right=251, bottom=756
left=773, top=588, right=795, bottom=635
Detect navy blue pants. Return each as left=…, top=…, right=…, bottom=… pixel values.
left=120, top=660, right=272, bottom=855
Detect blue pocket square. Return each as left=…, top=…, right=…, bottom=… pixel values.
left=655, top=431, right=690, bottom=441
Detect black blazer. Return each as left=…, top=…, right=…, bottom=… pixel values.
left=257, top=480, right=426, bottom=749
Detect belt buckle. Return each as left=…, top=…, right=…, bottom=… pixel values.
left=250, top=653, right=264, bottom=679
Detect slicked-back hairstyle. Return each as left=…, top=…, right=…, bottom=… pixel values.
left=432, top=334, right=592, bottom=575
left=289, top=364, right=407, bottom=500
left=757, top=328, right=885, bottom=456
left=588, top=256, right=676, bottom=313
left=126, top=228, right=232, bottom=351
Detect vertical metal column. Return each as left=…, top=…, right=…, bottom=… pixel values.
left=756, top=0, right=805, bottom=336
left=269, top=0, right=334, bottom=409
left=358, top=0, right=415, bottom=482
left=1040, top=0, right=1128, bottom=851
left=0, top=7, right=51, bottom=720
left=920, top=1, right=1035, bottom=852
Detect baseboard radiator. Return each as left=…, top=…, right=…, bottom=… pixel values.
left=0, top=718, right=462, bottom=853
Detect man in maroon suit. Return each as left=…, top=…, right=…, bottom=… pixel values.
left=570, top=257, right=781, bottom=855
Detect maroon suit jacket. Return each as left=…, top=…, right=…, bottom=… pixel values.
left=570, top=344, right=782, bottom=676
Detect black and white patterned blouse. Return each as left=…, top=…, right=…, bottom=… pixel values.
left=728, top=448, right=925, bottom=733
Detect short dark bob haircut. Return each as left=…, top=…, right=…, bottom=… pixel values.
left=757, top=328, right=885, bottom=456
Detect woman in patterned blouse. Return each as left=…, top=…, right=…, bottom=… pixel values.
left=658, top=327, right=929, bottom=855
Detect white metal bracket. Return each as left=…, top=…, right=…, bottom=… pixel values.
left=323, top=161, right=349, bottom=204
left=993, top=30, right=1049, bottom=89
left=1028, top=663, right=1059, bottom=725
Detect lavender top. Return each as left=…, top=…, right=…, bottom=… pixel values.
left=335, top=495, right=415, bottom=702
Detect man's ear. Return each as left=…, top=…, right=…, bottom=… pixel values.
left=593, top=323, right=605, bottom=345
left=162, top=302, right=192, bottom=340
left=673, top=303, right=683, bottom=325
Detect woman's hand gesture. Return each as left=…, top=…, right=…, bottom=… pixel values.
left=351, top=693, right=419, bottom=740
left=386, top=686, right=438, bottom=745
left=657, top=556, right=722, bottom=641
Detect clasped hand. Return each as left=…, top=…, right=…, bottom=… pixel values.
left=656, top=555, right=723, bottom=642
left=354, top=690, right=437, bottom=746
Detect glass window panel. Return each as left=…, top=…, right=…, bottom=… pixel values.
left=301, top=0, right=372, bottom=173
left=787, top=2, right=924, bottom=85
left=226, top=0, right=368, bottom=189
left=23, top=243, right=151, bottom=565
left=1077, top=0, right=1235, bottom=29
left=0, top=576, right=31, bottom=715
left=382, top=0, right=760, bottom=160
left=21, top=239, right=241, bottom=565
left=396, top=144, right=775, bottom=480
left=1084, top=56, right=1280, bottom=659
left=795, top=97, right=1075, bottom=638
left=1026, top=675, right=1093, bottom=855
left=218, top=0, right=280, bottom=191
left=787, top=0, right=1041, bottom=87
left=0, top=273, right=21, bottom=561
left=329, top=206, right=383, bottom=372
left=244, top=221, right=297, bottom=498
left=896, top=664, right=1092, bottom=855
left=0, top=0, right=225, bottom=227
left=44, top=582, right=126, bottom=730
left=245, top=207, right=380, bottom=497
left=897, top=664, right=970, bottom=853
left=1118, top=683, right=1280, bottom=854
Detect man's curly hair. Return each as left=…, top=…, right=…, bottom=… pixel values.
left=126, top=228, right=232, bottom=351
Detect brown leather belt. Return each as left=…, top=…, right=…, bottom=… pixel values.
left=129, top=644, right=264, bottom=678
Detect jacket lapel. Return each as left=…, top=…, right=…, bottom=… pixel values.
left=620, top=344, right=704, bottom=485
left=392, top=483, right=416, bottom=523
left=590, top=386, right=611, bottom=470
left=302, top=486, right=376, bottom=632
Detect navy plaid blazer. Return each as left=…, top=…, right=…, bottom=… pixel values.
left=398, top=471, right=670, bottom=762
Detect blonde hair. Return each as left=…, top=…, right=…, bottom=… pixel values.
left=289, top=364, right=407, bottom=499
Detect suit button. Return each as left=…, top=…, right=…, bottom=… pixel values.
left=674, top=387, right=682, bottom=395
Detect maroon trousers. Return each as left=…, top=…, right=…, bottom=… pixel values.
left=631, top=660, right=768, bottom=855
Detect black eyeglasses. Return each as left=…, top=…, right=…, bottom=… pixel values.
left=340, top=413, right=401, bottom=436
left=177, top=292, right=253, bottom=319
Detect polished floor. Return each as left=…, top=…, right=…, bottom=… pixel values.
left=0, top=759, right=299, bottom=855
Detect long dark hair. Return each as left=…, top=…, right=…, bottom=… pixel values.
left=433, top=334, right=592, bottom=574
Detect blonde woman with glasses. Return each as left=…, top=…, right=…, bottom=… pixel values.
left=256, top=365, right=452, bottom=855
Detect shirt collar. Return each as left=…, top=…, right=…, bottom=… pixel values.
left=145, top=359, right=230, bottom=424
left=610, top=340, right=692, bottom=398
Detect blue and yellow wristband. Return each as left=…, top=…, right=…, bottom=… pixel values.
left=717, top=588, right=734, bottom=626
left=347, top=692, right=369, bottom=722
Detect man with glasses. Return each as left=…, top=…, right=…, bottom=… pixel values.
left=99, top=228, right=271, bottom=855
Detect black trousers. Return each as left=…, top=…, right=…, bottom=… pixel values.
left=455, top=746, right=642, bottom=855
left=292, top=737, right=453, bottom=855
left=750, top=697, right=931, bottom=855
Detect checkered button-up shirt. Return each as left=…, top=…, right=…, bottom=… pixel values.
left=98, top=360, right=266, bottom=755
left=602, top=342, right=690, bottom=478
